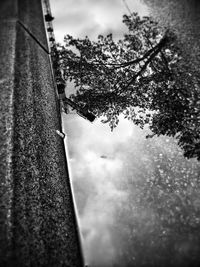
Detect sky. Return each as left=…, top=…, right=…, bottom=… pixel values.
left=49, top=1, right=200, bottom=266
left=63, top=114, right=137, bottom=265
left=50, top=1, right=149, bottom=265
left=51, top=0, right=148, bottom=42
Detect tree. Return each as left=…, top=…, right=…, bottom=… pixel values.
left=57, top=13, right=200, bottom=160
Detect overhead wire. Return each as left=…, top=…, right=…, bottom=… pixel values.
left=122, top=0, right=132, bottom=16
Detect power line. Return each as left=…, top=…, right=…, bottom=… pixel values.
left=122, top=0, right=132, bottom=16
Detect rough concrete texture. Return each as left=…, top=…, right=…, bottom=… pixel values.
left=0, top=1, right=18, bottom=263
left=144, top=0, right=200, bottom=72
left=18, top=0, right=49, bottom=51
left=0, top=0, right=83, bottom=266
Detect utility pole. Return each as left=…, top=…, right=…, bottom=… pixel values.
left=42, top=0, right=96, bottom=124
left=0, top=0, right=84, bottom=266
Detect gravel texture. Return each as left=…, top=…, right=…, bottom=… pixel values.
left=0, top=0, right=83, bottom=266
left=144, top=0, right=200, bottom=72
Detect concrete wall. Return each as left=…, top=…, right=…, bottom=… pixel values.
left=0, top=1, right=83, bottom=266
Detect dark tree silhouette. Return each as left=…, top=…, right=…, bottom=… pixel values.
left=57, top=13, right=200, bottom=160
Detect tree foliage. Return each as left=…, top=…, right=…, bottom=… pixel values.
left=57, top=13, right=200, bottom=160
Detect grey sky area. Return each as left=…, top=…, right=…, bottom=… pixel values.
left=50, top=1, right=200, bottom=266
left=51, top=0, right=148, bottom=41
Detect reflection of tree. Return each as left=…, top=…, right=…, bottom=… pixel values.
left=58, top=12, right=200, bottom=160
left=112, top=136, right=200, bottom=267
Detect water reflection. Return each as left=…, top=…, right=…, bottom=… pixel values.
left=144, top=0, right=200, bottom=71
left=60, top=0, right=200, bottom=266
left=112, top=1, right=200, bottom=266
left=111, top=133, right=200, bottom=267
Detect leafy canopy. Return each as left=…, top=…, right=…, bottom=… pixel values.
left=57, top=13, right=200, bottom=160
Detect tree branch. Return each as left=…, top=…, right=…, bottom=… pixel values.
left=121, top=45, right=165, bottom=92
left=78, top=35, right=169, bottom=70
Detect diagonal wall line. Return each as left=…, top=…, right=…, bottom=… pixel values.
left=17, top=20, right=50, bottom=54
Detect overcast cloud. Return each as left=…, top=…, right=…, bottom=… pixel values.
left=48, top=1, right=200, bottom=266
left=50, top=1, right=149, bottom=266
left=51, top=0, right=148, bottom=42
left=62, top=114, right=147, bottom=266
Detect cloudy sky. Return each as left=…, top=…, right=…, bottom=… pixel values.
left=49, top=1, right=200, bottom=267
left=49, top=1, right=150, bottom=265
left=51, top=0, right=149, bottom=42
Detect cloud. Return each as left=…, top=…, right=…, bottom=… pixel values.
left=52, top=1, right=149, bottom=265
left=62, top=110, right=200, bottom=267
left=62, top=113, right=134, bottom=265
left=50, top=0, right=149, bottom=42
left=52, top=1, right=200, bottom=265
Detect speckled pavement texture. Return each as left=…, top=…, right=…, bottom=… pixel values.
left=144, top=0, right=200, bottom=73
left=0, top=0, right=83, bottom=266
